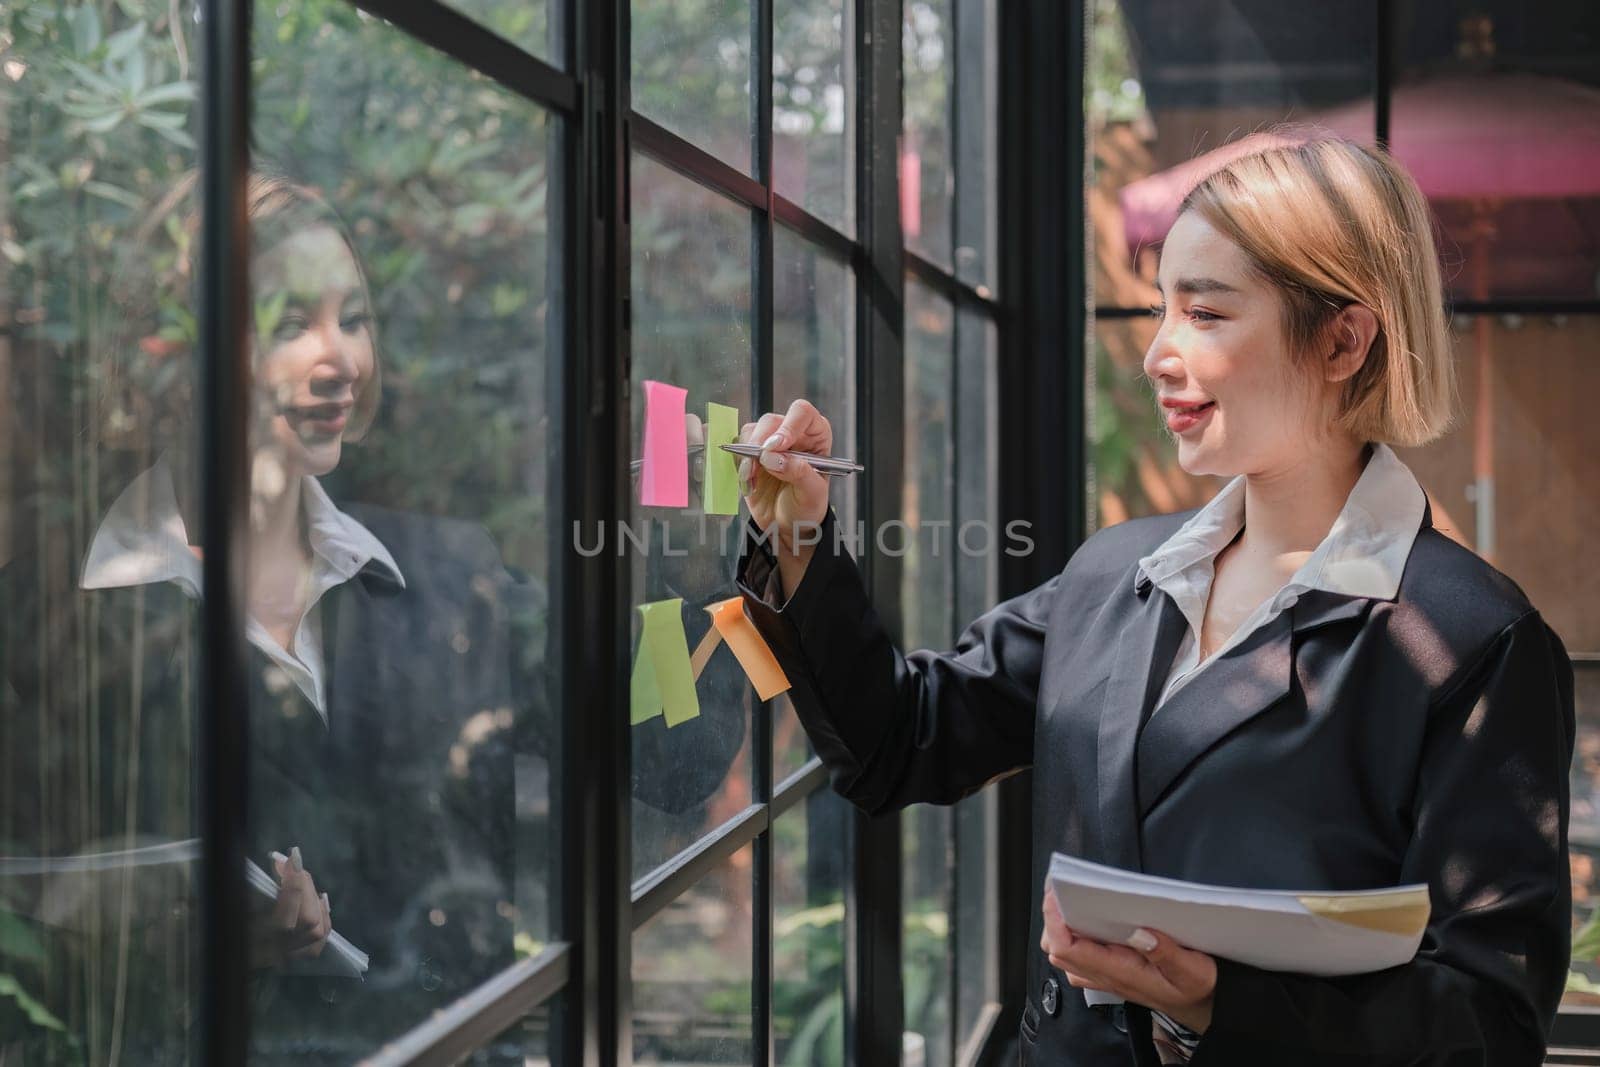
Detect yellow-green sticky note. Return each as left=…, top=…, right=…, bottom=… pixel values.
left=629, top=636, right=663, bottom=725
left=638, top=598, right=701, bottom=727
left=704, top=402, right=741, bottom=516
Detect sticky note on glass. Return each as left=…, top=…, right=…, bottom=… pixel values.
left=640, top=380, right=689, bottom=508
left=707, top=596, right=790, bottom=700
left=634, top=598, right=700, bottom=727
left=629, top=637, right=663, bottom=725
left=703, top=402, right=741, bottom=515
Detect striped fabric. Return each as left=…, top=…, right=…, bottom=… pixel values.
left=1151, top=1010, right=1201, bottom=1063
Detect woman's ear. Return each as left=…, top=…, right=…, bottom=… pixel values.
left=1325, top=303, right=1379, bottom=384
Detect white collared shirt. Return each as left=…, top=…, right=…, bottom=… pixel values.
left=81, top=457, right=404, bottom=720
left=1136, top=442, right=1427, bottom=711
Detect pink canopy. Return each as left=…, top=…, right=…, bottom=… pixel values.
left=1118, top=71, right=1600, bottom=295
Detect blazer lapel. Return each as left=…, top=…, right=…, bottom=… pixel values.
left=1097, top=576, right=1187, bottom=870
left=1135, top=590, right=1372, bottom=816
left=323, top=568, right=400, bottom=755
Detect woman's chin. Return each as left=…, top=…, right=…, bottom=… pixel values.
left=291, top=439, right=344, bottom=479
left=1173, top=438, right=1226, bottom=478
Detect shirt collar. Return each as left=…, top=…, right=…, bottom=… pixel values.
left=1134, top=442, right=1426, bottom=603
left=81, top=456, right=404, bottom=594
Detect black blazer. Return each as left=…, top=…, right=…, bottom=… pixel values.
left=736, top=503, right=1575, bottom=1066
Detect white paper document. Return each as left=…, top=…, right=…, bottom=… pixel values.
left=1048, top=852, right=1430, bottom=976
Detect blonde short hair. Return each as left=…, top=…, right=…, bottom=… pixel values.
left=1179, top=134, right=1455, bottom=447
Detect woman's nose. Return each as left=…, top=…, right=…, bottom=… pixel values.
left=310, top=317, right=360, bottom=385
left=1142, top=325, right=1184, bottom=383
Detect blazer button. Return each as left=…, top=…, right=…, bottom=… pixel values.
left=1041, top=977, right=1061, bottom=1017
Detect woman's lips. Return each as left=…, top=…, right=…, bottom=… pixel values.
left=288, top=403, right=350, bottom=436
left=1164, top=400, right=1215, bottom=435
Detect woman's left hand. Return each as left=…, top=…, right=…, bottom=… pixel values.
left=1040, top=889, right=1217, bottom=1034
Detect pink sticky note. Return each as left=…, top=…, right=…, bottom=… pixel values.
left=640, top=380, right=689, bottom=508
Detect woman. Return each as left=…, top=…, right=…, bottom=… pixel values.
left=732, top=138, right=1575, bottom=1064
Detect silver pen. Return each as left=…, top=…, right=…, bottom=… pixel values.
left=628, top=442, right=864, bottom=478
left=718, top=442, right=863, bottom=477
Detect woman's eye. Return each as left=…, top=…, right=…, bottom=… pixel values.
left=1147, top=304, right=1219, bottom=323
left=272, top=314, right=307, bottom=341
left=340, top=312, right=372, bottom=335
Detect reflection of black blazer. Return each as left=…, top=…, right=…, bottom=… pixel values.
left=1, top=506, right=539, bottom=1064
left=736, top=504, right=1575, bottom=1066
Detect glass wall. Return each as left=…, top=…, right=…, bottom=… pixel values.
left=0, top=0, right=1013, bottom=1062
left=1088, top=0, right=1600, bottom=1033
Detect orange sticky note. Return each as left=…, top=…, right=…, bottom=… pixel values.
left=640, top=380, right=689, bottom=507
left=706, top=596, right=790, bottom=700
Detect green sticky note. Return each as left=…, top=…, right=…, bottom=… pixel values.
left=638, top=598, right=701, bottom=727
left=629, top=636, right=663, bottom=725
left=703, top=402, right=741, bottom=516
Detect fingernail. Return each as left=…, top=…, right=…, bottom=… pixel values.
left=1127, top=927, right=1157, bottom=952
left=270, top=851, right=288, bottom=867
left=761, top=432, right=784, bottom=451
left=290, top=846, right=304, bottom=872
left=322, top=892, right=332, bottom=916
left=759, top=450, right=786, bottom=472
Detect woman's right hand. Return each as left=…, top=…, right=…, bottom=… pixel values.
left=739, top=399, right=832, bottom=591
left=251, top=847, right=332, bottom=969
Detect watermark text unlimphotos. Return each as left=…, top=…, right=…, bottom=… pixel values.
left=572, top=516, right=1035, bottom=559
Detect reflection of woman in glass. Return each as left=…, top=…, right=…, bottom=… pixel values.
left=3, top=174, right=532, bottom=1064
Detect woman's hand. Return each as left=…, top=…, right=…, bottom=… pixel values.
left=251, top=846, right=332, bottom=969
left=739, top=399, right=832, bottom=594
left=1040, top=889, right=1216, bottom=1034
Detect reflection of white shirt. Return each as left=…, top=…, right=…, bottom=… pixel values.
left=81, top=457, right=404, bottom=720
left=1137, top=442, right=1427, bottom=711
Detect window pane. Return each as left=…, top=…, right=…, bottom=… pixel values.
left=1090, top=0, right=1376, bottom=309
left=629, top=154, right=755, bottom=880
left=953, top=309, right=997, bottom=622
left=952, top=0, right=997, bottom=289
left=903, top=806, right=953, bottom=1067
left=954, top=790, right=996, bottom=1053
left=773, top=789, right=849, bottom=1067
left=903, top=0, right=954, bottom=267
left=953, top=309, right=998, bottom=1051
left=902, top=281, right=955, bottom=648
left=901, top=279, right=955, bottom=1066
left=244, top=6, right=560, bottom=1057
left=1395, top=11, right=1600, bottom=302
left=633, top=0, right=754, bottom=174
left=774, top=0, right=854, bottom=234
left=441, top=0, right=557, bottom=65
left=1, top=6, right=203, bottom=1061
left=633, top=845, right=755, bottom=1064
left=772, top=228, right=854, bottom=781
